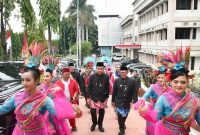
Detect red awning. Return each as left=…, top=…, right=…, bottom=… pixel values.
left=114, top=44, right=141, bottom=49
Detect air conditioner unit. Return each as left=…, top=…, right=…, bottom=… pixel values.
left=193, top=22, right=197, bottom=26
left=183, top=22, right=188, bottom=26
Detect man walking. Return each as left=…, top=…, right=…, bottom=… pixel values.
left=80, top=62, right=93, bottom=107
left=112, top=66, right=138, bottom=135
left=87, top=62, right=109, bottom=132
left=131, top=70, right=141, bottom=100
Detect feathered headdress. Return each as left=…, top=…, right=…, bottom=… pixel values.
left=100, top=56, right=112, bottom=67
left=161, top=46, right=190, bottom=71
left=42, top=55, right=59, bottom=71
left=25, top=41, right=47, bottom=68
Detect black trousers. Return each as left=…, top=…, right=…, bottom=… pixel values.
left=90, top=108, right=105, bottom=126
left=117, top=112, right=128, bottom=131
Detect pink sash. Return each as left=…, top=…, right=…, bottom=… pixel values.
left=162, top=92, right=199, bottom=133
left=42, top=83, right=75, bottom=120
left=15, top=91, right=47, bottom=132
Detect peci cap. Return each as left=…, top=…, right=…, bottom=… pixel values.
left=96, top=62, right=104, bottom=67
left=62, top=67, right=70, bottom=73
left=68, top=62, right=74, bottom=66
left=120, top=66, right=128, bottom=71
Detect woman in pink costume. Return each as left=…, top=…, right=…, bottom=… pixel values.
left=139, top=47, right=200, bottom=135
left=134, top=66, right=172, bottom=135
left=0, top=67, right=59, bottom=135
left=40, top=68, right=76, bottom=135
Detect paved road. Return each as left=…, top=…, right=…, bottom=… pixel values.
left=71, top=96, right=145, bottom=135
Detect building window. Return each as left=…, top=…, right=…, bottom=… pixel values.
left=176, top=0, right=191, bottom=10
left=164, top=29, right=167, bottom=40
left=160, top=31, right=163, bottom=40
left=161, top=4, right=164, bottom=14
left=175, top=28, right=190, bottom=39
left=192, top=28, right=196, bottom=39
left=135, top=36, right=138, bottom=42
left=157, top=6, right=159, bottom=16
left=191, top=57, right=195, bottom=70
left=166, top=2, right=168, bottom=12
left=194, top=0, right=198, bottom=10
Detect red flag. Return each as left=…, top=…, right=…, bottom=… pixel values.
left=6, top=31, right=11, bottom=53
left=22, top=32, right=27, bottom=57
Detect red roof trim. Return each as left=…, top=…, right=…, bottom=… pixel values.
left=114, top=44, right=141, bottom=49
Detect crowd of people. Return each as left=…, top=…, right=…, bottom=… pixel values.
left=0, top=42, right=200, bottom=135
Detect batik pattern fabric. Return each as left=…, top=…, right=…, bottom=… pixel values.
left=0, top=90, right=56, bottom=135
left=116, top=108, right=130, bottom=117
left=140, top=90, right=200, bottom=135
left=88, top=98, right=107, bottom=115
left=134, top=82, right=172, bottom=135
left=40, top=83, right=75, bottom=135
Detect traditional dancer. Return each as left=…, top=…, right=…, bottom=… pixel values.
left=134, top=65, right=172, bottom=135
left=139, top=47, right=200, bottom=135
left=40, top=55, right=78, bottom=135
left=0, top=42, right=59, bottom=135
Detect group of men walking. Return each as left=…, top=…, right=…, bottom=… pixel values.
left=58, top=60, right=140, bottom=135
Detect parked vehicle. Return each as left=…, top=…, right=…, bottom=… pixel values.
left=126, top=63, right=146, bottom=69
left=112, top=54, right=125, bottom=61
left=121, top=57, right=140, bottom=67
left=0, top=62, right=23, bottom=135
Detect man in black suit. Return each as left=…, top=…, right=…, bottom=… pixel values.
left=112, top=66, right=138, bottom=135
left=87, top=62, right=109, bottom=132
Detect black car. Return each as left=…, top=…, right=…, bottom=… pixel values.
left=121, top=57, right=139, bottom=67
left=0, top=62, right=23, bottom=135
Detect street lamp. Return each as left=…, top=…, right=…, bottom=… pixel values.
left=76, top=0, right=79, bottom=68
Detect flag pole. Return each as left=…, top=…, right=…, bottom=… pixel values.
left=10, top=41, right=12, bottom=61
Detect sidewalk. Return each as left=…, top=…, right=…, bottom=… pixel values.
left=71, top=96, right=145, bottom=135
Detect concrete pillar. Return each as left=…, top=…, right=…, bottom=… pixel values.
left=191, top=0, right=194, bottom=11
left=168, top=0, right=176, bottom=48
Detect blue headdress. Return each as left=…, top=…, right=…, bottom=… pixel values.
left=100, top=56, right=112, bottom=67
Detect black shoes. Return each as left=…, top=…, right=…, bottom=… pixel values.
left=91, top=125, right=105, bottom=132
left=90, top=125, right=96, bottom=131
left=118, top=130, right=125, bottom=135
left=71, top=127, right=77, bottom=132
left=98, top=126, right=105, bottom=132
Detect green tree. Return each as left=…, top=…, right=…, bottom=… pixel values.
left=10, top=32, right=23, bottom=60
left=17, top=0, right=36, bottom=32
left=60, top=17, right=76, bottom=54
left=82, top=41, right=92, bottom=57
left=0, top=0, right=17, bottom=60
left=88, top=24, right=98, bottom=53
left=37, top=0, right=61, bottom=54
left=70, top=41, right=92, bottom=57
left=66, top=0, right=96, bottom=42
left=28, top=21, right=46, bottom=44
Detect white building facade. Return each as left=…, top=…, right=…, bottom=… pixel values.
left=120, top=15, right=141, bottom=59
left=132, top=0, right=200, bottom=71
left=97, top=15, right=123, bottom=55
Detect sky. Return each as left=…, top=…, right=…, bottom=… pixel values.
left=9, top=0, right=133, bottom=38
